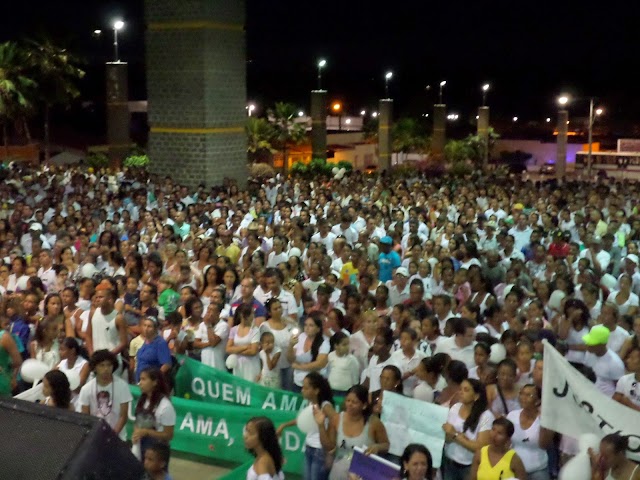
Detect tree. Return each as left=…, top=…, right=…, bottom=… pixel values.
left=0, top=42, right=36, bottom=155
left=392, top=117, right=429, bottom=163
left=268, top=102, right=306, bottom=174
left=464, top=127, right=500, bottom=166
left=246, top=117, right=276, bottom=163
left=25, top=37, right=85, bottom=162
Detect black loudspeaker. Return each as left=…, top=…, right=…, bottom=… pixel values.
left=0, top=397, right=145, bottom=480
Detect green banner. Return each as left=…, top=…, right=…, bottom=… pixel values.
left=127, top=386, right=305, bottom=475
left=174, top=355, right=307, bottom=412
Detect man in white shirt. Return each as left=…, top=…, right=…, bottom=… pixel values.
left=508, top=213, right=533, bottom=254
left=386, top=267, right=411, bottom=307
left=311, top=219, right=337, bottom=250
left=583, top=325, right=625, bottom=397
left=264, top=268, right=298, bottom=325
left=331, top=214, right=358, bottom=247
left=435, top=318, right=477, bottom=369
left=598, top=302, right=630, bottom=355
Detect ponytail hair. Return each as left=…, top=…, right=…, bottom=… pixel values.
left=308, top=312, right=325, bottom=361
left=462, top=378, right=488, bottom=433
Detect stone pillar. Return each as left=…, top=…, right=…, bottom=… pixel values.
left=311, top=90, right=327, bottom=161
left=477, top=106, right=490, bottom=168
left=145, top=0, right=248, bottom=188
left=556, top=109, right=569, bottom=179
left=378, top=98, right=393, bottom=171
left=432, top=104, right=446, bottom=158
left=106, top=62, right=130, bottom=167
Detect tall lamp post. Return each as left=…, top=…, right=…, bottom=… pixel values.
left=317, top=59, right=327, bottom=90
left=482, top=83, right=490, bottom=107
left=113, top=20, right=124, bottom=62
left=556, top=95, right=569, bottom=180
left=587, top=99, right=603, bottom=179
left=385, top=71, right=393, bottom=98
left=439, top=80, right=446, bottom=104
left=478, top=83, right=491, bottom=167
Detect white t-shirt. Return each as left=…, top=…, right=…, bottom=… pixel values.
left=606, top=291, right=639, bottom=316
left=259, top=322, right=293, bottom=369
left=390, top=348, right=426, bottom=396
left=444, top=403, right=495, bottom=465
left=292, top=333, right=330, bottom=386
left=195, top=321, right=230, bottom=370
left=507, top=409, right=548, bottom=473
left=366, top=355, right=398, bottom=393
left=584, top=349, right=625, bottom=397
left=78, top=377, right=133, bottom=440
left=606, top=325, right=630, bottom=355
left=327, top=352, right=360, bottom=391
left=435, top=336, right=476, bottom=369
left=615, top=373, right=640, bottom=407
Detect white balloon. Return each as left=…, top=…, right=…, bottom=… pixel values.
left=490, top=343, right=506, bottom=363
left=296, top=405, right=317, bottom=435
left=339, top=167, right=346, bottom=175
left=578, top=433, right=600, bottom=453
left=332, top=167, right=339, bottom=175
left=559, top=452, right=591, bottom=480
left=225, top=354, right=238, bottom=370
left=63, top=369, right=81, bottom=391
left=600, top=273, right=618, bottom=292
left=21, top=359, right=50, bottom=383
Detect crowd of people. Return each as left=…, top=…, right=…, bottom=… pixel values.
left=0, top=163, right=640, bottom=479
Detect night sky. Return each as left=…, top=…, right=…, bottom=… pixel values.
left=2, top=0, right=640, bottom=126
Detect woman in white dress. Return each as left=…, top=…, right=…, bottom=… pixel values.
left=244, top=416, right=285, bottom=480
left=607, top=274, right=639, bottom=316
left=226, top=304, right=261, bottom=382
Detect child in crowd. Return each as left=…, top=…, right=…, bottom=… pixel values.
left=257, top=331, right=281, bottom=388
left=327, top=331, right=360, bottom=396
left=158, top=276, right=180, bottom=316
left=143, top=442, right=173, bottom=480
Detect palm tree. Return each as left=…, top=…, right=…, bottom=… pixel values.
left=246, top=116, right=276, bottom=163
left=0, top=42, right=36, bottom=156
left=268, top=102, right=306, bottom=174
left=25, top=37, right=85, bottom=162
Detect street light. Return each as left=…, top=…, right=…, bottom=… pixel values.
left=558, top=95, right=569, bottom=106
left=587, top=99, right=604, bottom=178
left=372, top=112, right=378, bottom=118
left=247, top=104, right=256, bottom=116
left=298, top=111, right=304, bottom=117
left=439, top=80, right=446, bottom=104
left=512, top=116, right=518, bottom=122
left=360, top=110, right=366, bottom=116
left=546, top=117, right=551, bottom=123
left=332, top=102, right=341, bottom=112
left=93, top=29, right=102, bottom=36
left=482, top=83, right=490, bottom=106
left=113, top=19, right=124, bottom=62
left=317, top=59, right=327, bottom=89
left=385, top=71, right=393, bottom=98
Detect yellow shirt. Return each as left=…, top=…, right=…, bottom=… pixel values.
left=477, top=446, right=515, bottom=480
left=216, top=243, right=241, bottom=265
left=340, top=262, right=358, bottom=286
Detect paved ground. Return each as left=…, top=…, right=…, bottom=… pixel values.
left=169, top=455, right=231, bottom=480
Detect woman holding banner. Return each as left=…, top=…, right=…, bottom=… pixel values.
left=442, top=378, right=494, bottom=480
left=319, top=385, right=390, bottom=480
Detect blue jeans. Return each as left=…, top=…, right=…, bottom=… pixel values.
left=442, top=456, right=471, bottom=480
left=305, top=445, right=329, bottom=480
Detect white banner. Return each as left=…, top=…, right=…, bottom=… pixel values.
left=381, top=391, right=449, bottom=468
left=541, top=341, right=640, bottom=461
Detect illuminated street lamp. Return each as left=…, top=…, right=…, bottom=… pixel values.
left=587, top=99, right=604, bottom=177
left=512, top=116, right=518, bottom=122
left=385, top=71, right=393, bottom=98
left=317, top=59, right=327, bottom=89
left=439, top=80, right=446, bottom=104
left=247, top=104, right=256, bottom=116
left=482, top=83, right=490, bottom=106
left=113, top=19, right=124, bottom=62
left=298, top=111, right=304, bottom=117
